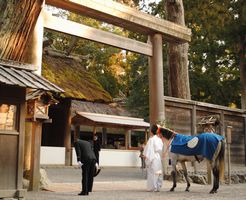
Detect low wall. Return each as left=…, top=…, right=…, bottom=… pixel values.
left=40, top=146, right=141, bottom=167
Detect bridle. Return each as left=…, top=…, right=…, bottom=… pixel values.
left=158, top=128, right=176, bottom=158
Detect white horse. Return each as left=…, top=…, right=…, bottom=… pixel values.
left=158, top=126, right=225, bottom=194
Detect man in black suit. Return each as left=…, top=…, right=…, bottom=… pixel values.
left=74, top=139, right=97, bottom=196
left=93, top=135, right=101, bottom=165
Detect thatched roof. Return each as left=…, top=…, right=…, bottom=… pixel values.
left=41, top=52, right=112, bottom=103
left=71, top=100, right=131, bottom=117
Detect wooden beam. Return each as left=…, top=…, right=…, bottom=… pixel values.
left=164, top=96, right=246, bottom=115
left=45, top=0, right=191, bottom=43
left=43, top=11, right=153, bottom=56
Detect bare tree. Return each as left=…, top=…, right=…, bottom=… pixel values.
left=165, top=0, right=191, bottom=99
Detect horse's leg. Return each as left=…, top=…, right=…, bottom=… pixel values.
left=210, top=159, right=219, bottom=194
left=210, top=141, right=223, bottom=194
left=180, top=161, right=190, bottom=192
left=170, top=154, right=178, bottom=192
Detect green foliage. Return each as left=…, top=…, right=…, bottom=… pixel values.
left=126, top=54, right=150, bottom=120
left=44, top=0, right=245, bottom=121
left=183, top=0, right=244, bottom=107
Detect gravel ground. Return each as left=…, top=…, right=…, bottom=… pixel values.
left=25, top=166, right=246, bottom=200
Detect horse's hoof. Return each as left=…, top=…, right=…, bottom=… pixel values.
left=209, top=190, right=216, bottom=194
left=185, top=189, right=190, bottom=192
left=170, top=188, right=174, bottom=192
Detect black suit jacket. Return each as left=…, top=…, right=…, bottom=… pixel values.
left=74, top=139, right=96, bottom=164
left=93, top=140, right=101, bottom=152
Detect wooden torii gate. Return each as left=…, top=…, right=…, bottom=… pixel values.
left=26, top=0, right=191, bottom=190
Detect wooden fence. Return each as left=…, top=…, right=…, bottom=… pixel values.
left=164, top=96, right=246, bottom=165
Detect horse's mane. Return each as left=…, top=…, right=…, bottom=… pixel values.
left=158, top=126, right=176, bottom=140
left=151, top=124, right=158, bottom=135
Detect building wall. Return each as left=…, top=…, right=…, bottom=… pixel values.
left=40, top=146, right=141, bottom=167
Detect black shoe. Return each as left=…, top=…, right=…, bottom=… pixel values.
left=78, top=191, right=89, bottom=195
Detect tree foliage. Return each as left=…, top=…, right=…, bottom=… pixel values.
left=44, top=0, right=245, bottom=121
left=126, top=55, right=149, bottom=120
left=184, top=0, right=244, bottom=107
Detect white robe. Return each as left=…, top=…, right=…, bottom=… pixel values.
left=143, top=135, right=163, bottom=192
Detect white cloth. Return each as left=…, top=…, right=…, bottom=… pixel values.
left=143, top=135, right=163, bottom=191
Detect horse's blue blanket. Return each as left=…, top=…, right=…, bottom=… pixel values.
left=170, top=133, right=224, bottom=160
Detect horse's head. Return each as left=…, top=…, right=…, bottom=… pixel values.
left=158, top=126, right=175, bottom=140
left=150, top=124, right=158, bottom=135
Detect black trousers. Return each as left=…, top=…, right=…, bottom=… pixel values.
left=81, top=159, right=96, bottom=193
left=94, top=151, right=99, bottom=165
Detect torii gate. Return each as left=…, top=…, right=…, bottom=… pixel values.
left=26, top=0, right=191, bottom=190
left=28, top=0, right=191, bottom=123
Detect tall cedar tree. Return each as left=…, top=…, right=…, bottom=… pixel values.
left=165, top=0, right=191, bottom=99
left=0, top=0, right=44, bottom=61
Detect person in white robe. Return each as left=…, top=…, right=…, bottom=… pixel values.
left=143, top=124, right=163, bottom=192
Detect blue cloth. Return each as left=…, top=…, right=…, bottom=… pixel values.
left=170, top=133, right=224, bottom=160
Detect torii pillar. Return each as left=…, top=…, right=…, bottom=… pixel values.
left=148, top=34, right=165, bottom=125
left=148, top=34, right=168, bottom=174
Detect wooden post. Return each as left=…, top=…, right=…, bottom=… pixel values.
left=74, top=125, right=80, bottom=142
left=219, top=111, right=225, bottom=182
left=128, top=130, right=132, bottom=148
left=125, top=129, right=129, bottom=149
left=18, top=101, right=26, bottom=190
left=29, top=122, right=42, bottom=191
left=148, top=34, right=165, bottom=125
left=102, top=127, right=107, bottom=147
left=24, top=3, right=44, bottom=191
left=93, top=126, right=97, bottom=136
left=226, top=126, right=232, bottom=185
left=145, top=128, right=148, bottom=144
left=64, top=101, right=72, bottom=166
left=244, top=116, right=246, bottom=166
left=24, top=122, right=32, bottom=171
left=191, top=105, right=197, bottom=173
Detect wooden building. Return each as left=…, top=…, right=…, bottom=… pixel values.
left=0, top=59, right=63, bottom=199
left=41, top=53, right=149, bottom=166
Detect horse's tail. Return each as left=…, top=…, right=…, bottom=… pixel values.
left=218, top=140, right=226, bottom=182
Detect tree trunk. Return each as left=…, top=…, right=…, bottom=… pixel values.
left=166, top=0, right=191, bottom=99
left=239, top=34, right=246, bottom=109
left=0, top=0, right=44, bottom=62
